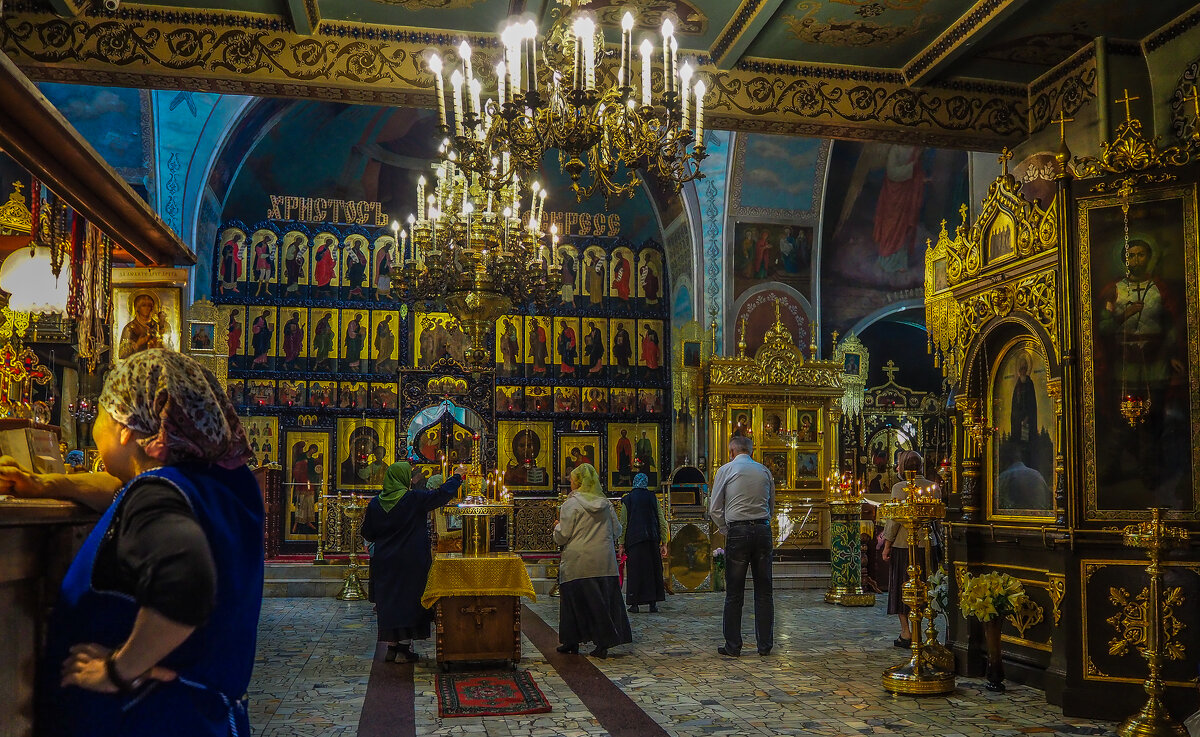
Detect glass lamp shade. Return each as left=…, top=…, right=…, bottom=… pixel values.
left=0, top=244, right=71, bottom=315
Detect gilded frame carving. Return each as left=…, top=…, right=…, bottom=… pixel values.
left=1076, top=184, right=1200, bottom=521
left=1079, top=559, right=1200, bottom=687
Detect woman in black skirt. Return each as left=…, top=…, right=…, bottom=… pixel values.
left=553, top=463, right=633, bottom=658
left=881, top=450, right=929, bottom=648
left=619, top=473, right=667, bottom=613
left=361, top=461, right=465, bottom=662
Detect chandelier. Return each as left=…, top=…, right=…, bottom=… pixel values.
left=390, top=157, right=559, bottom=372
left=427, top=2, right=708, bottom=202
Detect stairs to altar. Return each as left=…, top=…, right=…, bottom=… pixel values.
left=263, top=561, right=368, bottom=598
left=263, top=558, right=830, bottom=598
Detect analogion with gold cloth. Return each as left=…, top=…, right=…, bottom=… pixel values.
left=421, top=553, right=537, bottom=609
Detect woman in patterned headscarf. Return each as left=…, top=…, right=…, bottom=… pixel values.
left=0, top=349, right=263, bottom=736
left=619, top=473, right=668, bottom=613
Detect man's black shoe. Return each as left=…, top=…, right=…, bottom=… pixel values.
left=717, top=646, right=740, bottom=657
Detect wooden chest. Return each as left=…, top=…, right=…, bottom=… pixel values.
left=434, top=595, right=521, bottom=667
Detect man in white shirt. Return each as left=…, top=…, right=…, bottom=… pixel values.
left=709, top=435, right=775, bottom=656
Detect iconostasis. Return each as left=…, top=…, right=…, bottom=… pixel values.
left=210, top=218, right=671, bottom=548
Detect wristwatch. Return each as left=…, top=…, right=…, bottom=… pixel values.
left=105, top=653, right=148, bottom=693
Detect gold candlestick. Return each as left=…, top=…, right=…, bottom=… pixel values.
left=1116, top=508, right=1189, bottom=737
left=880, top=471, right=955, bottom=695
left=336, top=494, right=369, bottom=601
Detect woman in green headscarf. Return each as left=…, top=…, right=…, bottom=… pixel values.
left=362, top=461, right=465, bottom=662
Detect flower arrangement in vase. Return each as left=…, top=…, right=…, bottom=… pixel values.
left=712, top=547, right=725, bottom=591
left=927, top=566, right=949, bottom=616
left=959, top=571, right=1027, bottom=692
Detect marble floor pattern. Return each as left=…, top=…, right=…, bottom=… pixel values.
left=249, top=592, right=1118, bottom=737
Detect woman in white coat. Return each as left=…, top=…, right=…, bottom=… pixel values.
left=553, top=463, right=633, bottom=658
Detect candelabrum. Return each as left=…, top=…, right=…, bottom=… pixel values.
left=1116, top=508, right=1189, bottom=737
left=391, top=162, right=558, bottom=372
left=67, top=395, right=99, bottom=424
left=336, top=494, right=369, bottom=601
left=428, top=3, right=707, bottom=202
left=880, top=470, right=955, bottom=695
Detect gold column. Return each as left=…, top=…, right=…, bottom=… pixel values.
left=959, top=398, right=983, bottom=523
left=708, top=394, right=725, bottom=481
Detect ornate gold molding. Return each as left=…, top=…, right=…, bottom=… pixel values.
left=1107, top=585, right=1187, bottom=661
left=1005, top=596, right=1045, bottom=640
left=925, top=159, right=1061, bottom=384
left=711, top=62, right=1026, bottom=147
left=1070, top=116, right=1197, bottom=179
left=708, top=302, right=842, bottom=389
left=0, top=181, right=31, bottom=235
left=1047, top=573, right=1065, bottom=627
left=0, top=4, right=1029, bottom=148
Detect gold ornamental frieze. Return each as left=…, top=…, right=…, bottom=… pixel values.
left=0, top=5, right=1025, bottom=147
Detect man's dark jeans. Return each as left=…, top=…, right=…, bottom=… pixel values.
left=722, top=522, right=773, bottom=654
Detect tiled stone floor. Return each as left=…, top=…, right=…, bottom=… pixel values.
left=249, top=592, right=1118, bottom=737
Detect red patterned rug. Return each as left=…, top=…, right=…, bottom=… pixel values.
left=435, top=670, right=552, bottom=718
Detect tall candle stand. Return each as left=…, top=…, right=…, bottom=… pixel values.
left=336, top=494, right=369, bottom=601
left=825, top=472, right=875, bottom=607
left=1116, top=508, right=1189, bottom=737
left=881, top=470, right=955, bottom=695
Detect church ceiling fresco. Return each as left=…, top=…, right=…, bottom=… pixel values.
left=744, top=0, right=957, bottom=66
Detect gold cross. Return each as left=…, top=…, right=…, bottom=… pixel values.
left=997, top=147, right=1014, bottom=174
left=1183, top=85, right=1200, bottom=120
left=12, top=181, right=23, bottom=194
left=460, top=600, right=498, bottom=629
left=882, top=359, right=900, bottom=383
left=1115, top=88, right=1140, bottom=123
left=1050, top=111, right=1074, bottom=143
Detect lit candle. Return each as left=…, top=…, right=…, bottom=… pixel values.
left=450, top=69, right=464, bottom=136
left=679, top=61, right=692, bottom=126
left=400, top=228, right=408, bottom=262
left=694, top=79, right=706, bottom=147
left=501, top=23, right=518, bottom=96
left=669, top=36, right=677, bottom=96
left=583, top=17, right=597, bottom=90
left=661, top=18, right=674, bottom=95
left=573, top=15, right=587, bottom=89
left=429, top=54, right=446, bottom=127
left=620, top=12, right=633, bottom=87
left=538, top=189, right=547, bottom=225
left=459, top=41, right=474, bottom=113
left=496, top=61, right=506, bottom=107
left=391, top=219, right=400, bottom=259
left=406, top=213, right=416, bottom=259
left=639, top=38, right=652, bottom=107
left=525, top=20, right=538, bottom=94
left=469, top=78, right=482, bottom=123
left=416, top=175, right=425, bottom=217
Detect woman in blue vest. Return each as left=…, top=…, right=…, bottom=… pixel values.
left=618, top=473, right=668, bottom=613
left=0, top=349, right=263, bottom=736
